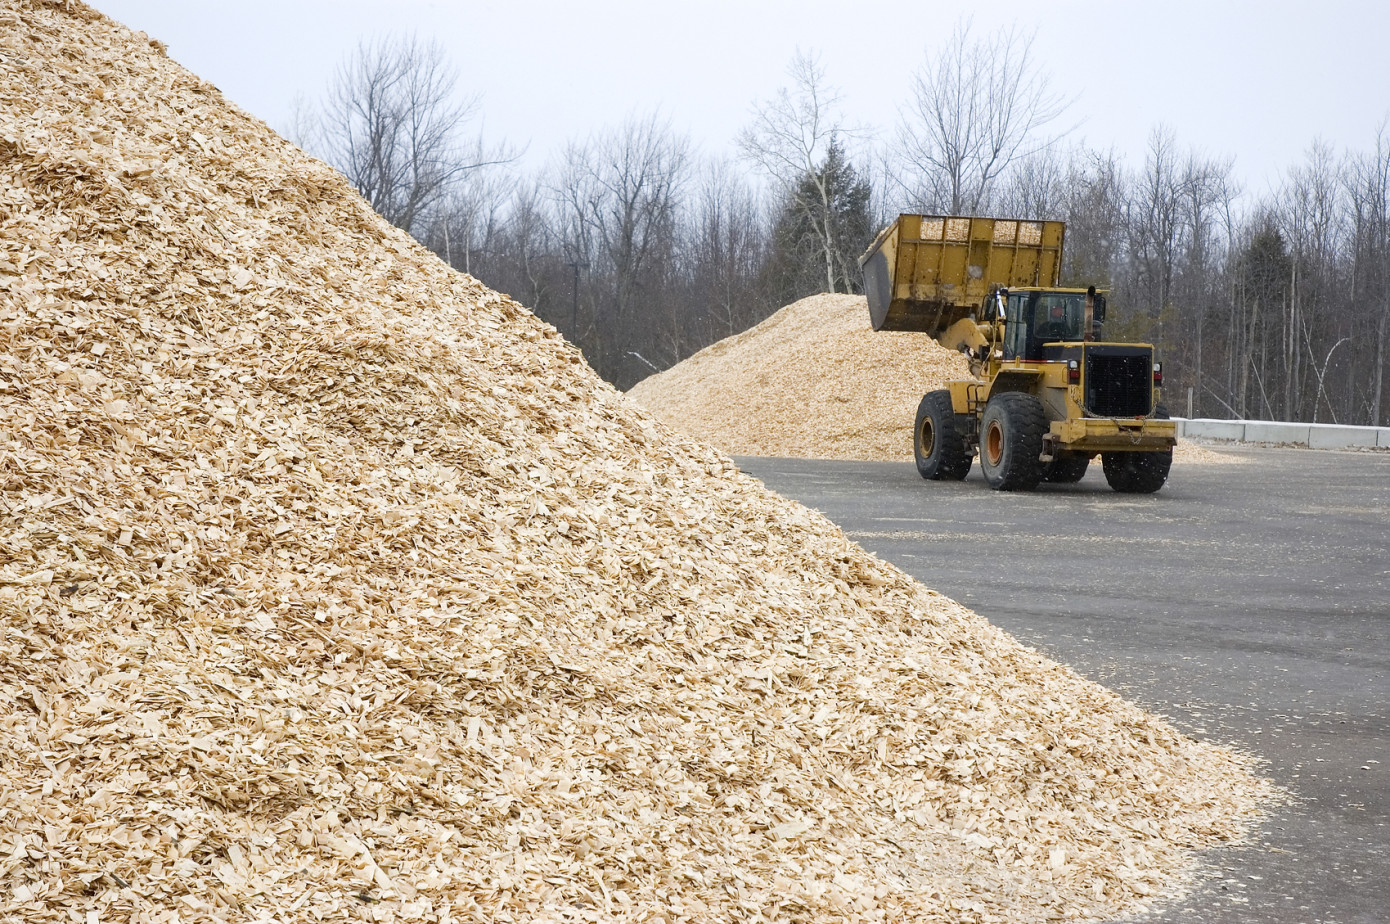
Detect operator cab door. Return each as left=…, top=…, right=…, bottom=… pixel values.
left=1004, top=292, right=1085, bottom=361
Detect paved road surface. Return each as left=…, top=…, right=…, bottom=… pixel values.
left=736, top=447, right=1389, bottom=924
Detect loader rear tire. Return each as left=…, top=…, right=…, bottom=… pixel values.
left=914, top=390, right=971, bottom=480
left=1103, top=405, right=1172, bottom=493
left=1044, top=453, right=1091, bottom=483
left=1102, top=450, right=1172, bottom=493
left=979, top=393, right=1047, bottom=491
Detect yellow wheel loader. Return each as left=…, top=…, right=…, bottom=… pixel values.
left=860, top=214, right=1176, bottom=492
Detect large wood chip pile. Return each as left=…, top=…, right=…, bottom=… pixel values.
left=628, top=295, right=1237, bottom=466
left=1, top=3, right=1273, bottom=922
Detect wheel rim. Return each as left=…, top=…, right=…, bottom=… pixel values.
left=985, top=419, right=1004, bottom=467
left=919, top=417, right=936, bottom=458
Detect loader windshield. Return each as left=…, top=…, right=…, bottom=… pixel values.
left=1005, top=291, right=1085, bottom=360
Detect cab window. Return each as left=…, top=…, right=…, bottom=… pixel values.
left=1004, top=293, right=1029, bottom=359
left=1004, top=292, right=1083, bottom=360
left=1034, top=295, right=1082, bottom=343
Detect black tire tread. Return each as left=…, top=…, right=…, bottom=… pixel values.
left=979, top=393, right=1047, bottom=491
left=1102, top=451, right=1172, bottom=493
left=914, top=390, right=971, bottom=481
left=1102, top=404, right=1172, bottom=493
left=1044, top=453, right=1091, bottom=483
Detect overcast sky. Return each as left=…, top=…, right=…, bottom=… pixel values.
left=97, top=0, right=1390, bottom=200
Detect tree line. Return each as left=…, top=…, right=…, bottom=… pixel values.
left=293, top=29, right=1390, bottom=425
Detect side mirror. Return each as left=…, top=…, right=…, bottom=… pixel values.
left=1093, top=293, right=1106, bottom=322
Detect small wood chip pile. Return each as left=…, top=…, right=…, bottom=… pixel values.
left=1171, top=441, right=1240, bottom=464
left=629, top=294, right=969, bottom=462
left=1, top=3, right=1273, bottom=923
left=628, top=295, right=1237, bottom=466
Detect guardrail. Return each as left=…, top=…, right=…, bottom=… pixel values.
left=1173, top=417, right=1390, bottom=450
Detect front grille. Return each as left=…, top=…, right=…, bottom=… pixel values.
left=1085, top=347, right=1152, bottom=417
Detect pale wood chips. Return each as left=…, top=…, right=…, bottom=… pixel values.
left=1, top=3, right=1271, bottom=922
left=630, top=294, right=969, bottom=463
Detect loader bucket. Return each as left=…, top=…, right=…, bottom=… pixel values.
left=860, top=214, right=1065, bottom=334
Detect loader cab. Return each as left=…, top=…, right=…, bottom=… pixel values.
left=1001, top=289, right=1105, bottom=360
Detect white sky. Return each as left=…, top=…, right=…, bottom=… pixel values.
left=96, top=0, right=1390, bottom=200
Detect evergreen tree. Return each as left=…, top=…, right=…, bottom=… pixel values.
left=1230, top=221, right=1291, bottom=417
left=761, top=140, right=874, bottom=306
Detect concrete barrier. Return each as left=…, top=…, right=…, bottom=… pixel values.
left=1307, top=423, right=1383, bottom=450
left=1243, top=421, right=1311, bottom=444
left=1180, top=419, right=1248, bottom=441
left=1172, top=417, right=1390, bottom=450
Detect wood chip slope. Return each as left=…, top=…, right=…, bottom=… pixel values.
left=1, top=3, right=1273, bottom=922
left=628, top=294, right=1238, bottom=467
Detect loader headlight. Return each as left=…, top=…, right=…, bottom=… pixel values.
left=1153, top=362, right=1163, bottom=387
left=1067, top=359, right=1080, bottom=385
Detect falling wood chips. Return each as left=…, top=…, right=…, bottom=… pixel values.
left=629, top=294, right=1240, bottom=466
left=0, top=3, right=1275, bottom=923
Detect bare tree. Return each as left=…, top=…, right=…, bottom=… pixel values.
left=684, top=158, right=769, bottom=339
left=1280, top=140, right=1343, bottom=420
left=1126, top=126, right=1188, bottom=325
left=552, top=113, right=691, bottom=384
left=312, top=34, right=514, bottom=234
left=1176, top=150, right=1238, bottom=416
left=896, top=21, right=1071, bottom=214
left=1059, top=146, right=1125, bottom=286
left=426, top=165, right=512, bottom=276
left=501, top=181, right=564, bottom=326
left=283, top=91, right=319, bottom=151
left=995, top=145, right=1067, bottom=219
left=1344, top=122, right=1390, bottom=424
left=738, top=49, right=858, bottom=293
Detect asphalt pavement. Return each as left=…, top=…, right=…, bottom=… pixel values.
left=736, top=447, right=1390, bottom=924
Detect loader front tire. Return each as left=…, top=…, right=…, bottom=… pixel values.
left=914, top=390, right=971, bottom=480
left=979, top=393, right=1047, bottom=491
